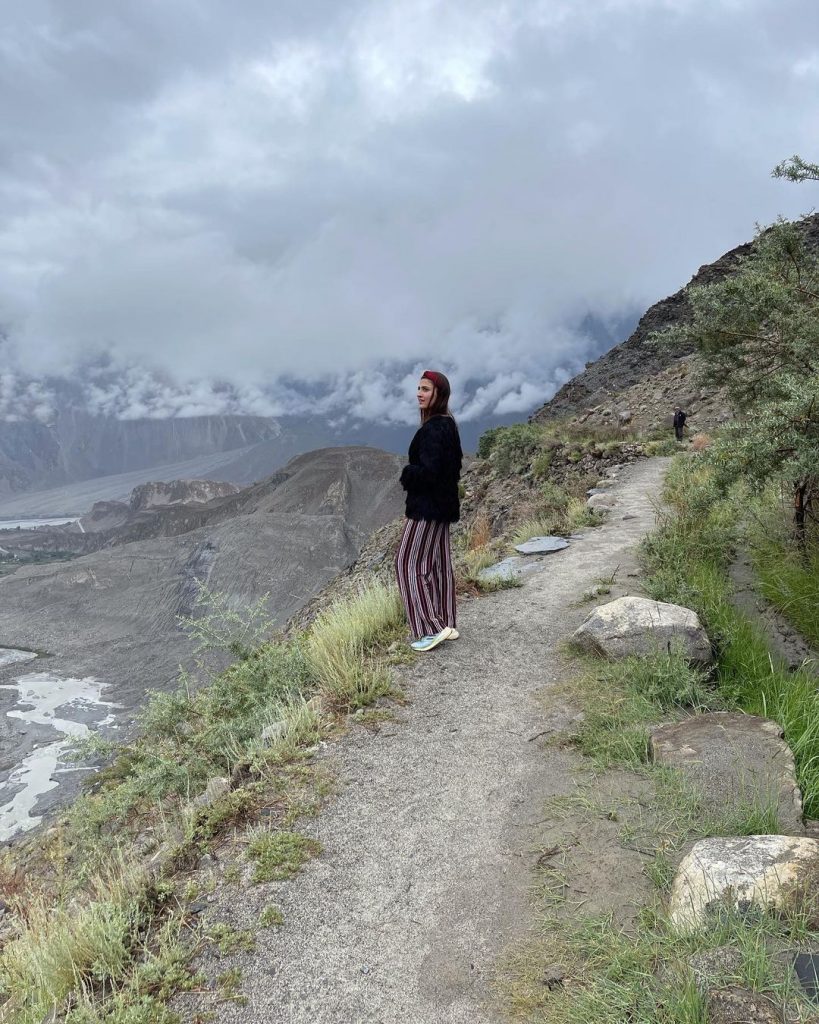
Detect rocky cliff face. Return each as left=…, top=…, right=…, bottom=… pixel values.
left=128, top=479, right=240, bottom=511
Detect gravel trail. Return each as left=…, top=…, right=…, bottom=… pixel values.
left=185, top=456, right=669, bottom=1024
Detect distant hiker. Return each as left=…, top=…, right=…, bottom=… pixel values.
left=395, top=370, right=463, bottom=653
left=673, top=407, right=687, bottom=441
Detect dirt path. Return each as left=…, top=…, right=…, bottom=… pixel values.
left=182, top=457, right=670, bottom=1024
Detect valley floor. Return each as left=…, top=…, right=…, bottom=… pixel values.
left=174, top=458, right=669, bottom=1023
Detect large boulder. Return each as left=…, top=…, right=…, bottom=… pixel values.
left=572, top=596, right=712, bottom=665
left=650, top=713, right=804, bottom=835
left=669, top=835, right=819, bottom=931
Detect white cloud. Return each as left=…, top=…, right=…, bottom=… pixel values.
left=1, top=0, right=817, bottom=425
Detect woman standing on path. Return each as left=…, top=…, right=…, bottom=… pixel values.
left=396, top=370, right=463, bottom=652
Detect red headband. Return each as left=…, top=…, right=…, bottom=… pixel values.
left=422, top=370, right=447, bottom=391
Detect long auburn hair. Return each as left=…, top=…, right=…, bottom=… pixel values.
left=420, top=369, right=455, bottom=425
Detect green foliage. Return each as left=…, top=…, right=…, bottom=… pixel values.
left=772, top=154, right=819, bottom=183
left=205, top=923, right=256, bottom=955
left=744, top=488, right=819, bottom=648
left=571, top=650, right=717, bottom=768
left=259, top=905, right=284, bottom=928
left=564, top=497, right=605, bottom=532
left=477, top=425, right=504, bottom=459
left=181, top=582, right=275, bottom=660
left=475, top=571, right=524, bottom=593
left=511, top=516, right=560, bottom=547
left=654, top=210, right=819, bottom=531
left=484, top=423, right=546, bottom=475
left=539, top=481, right=570, bottom=510
left=641, top=456, right=819, bottom=817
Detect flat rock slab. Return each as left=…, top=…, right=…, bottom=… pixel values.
left=572, top=595, right=713, bottom=666
left=706, top=986, right=783, bottom=1024
left=670, top=835, right=819, bottom=931
left=650, top=713, right=804, bottom=835
left=513, top=536, right=570, bottom=555
left=478, top=553, right=564, bottom=582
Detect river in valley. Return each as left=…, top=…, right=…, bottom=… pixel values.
left=0, top=517, right=81, bottom=531
left=0, top=649, right=118, bottom=842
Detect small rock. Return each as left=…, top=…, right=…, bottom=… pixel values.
left=586, top=492, right=617, bottom=510
left=133, top=830, right=158, bottom=857
left=541, top=966, right=564, bottom=990
left=688, top=947, right=744, bottom=993
left=261, top=721, right=288, bottom=744
left=669, top=835, right=819, bottom=930
left=188, top=899, right=209, bottom=915
left=192, top=777, right=230, bottom=809
left=617, top=409, right=633, bottom=425
left=705, top=986, right=782, bottom=1023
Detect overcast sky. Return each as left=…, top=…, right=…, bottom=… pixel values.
left=1, top=0, right=817, bottom=424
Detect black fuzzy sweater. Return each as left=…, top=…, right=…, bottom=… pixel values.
left=399, top=415, right=463, bottom=523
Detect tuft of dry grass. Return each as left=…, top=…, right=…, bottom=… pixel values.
left=305, top=582, right=404, bottom=710
left=468, top=513, right=492, bottom=551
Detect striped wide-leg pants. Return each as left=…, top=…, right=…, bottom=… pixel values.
left=395, top=517, right=457, bottom=640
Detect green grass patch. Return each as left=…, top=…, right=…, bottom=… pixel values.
left=569, top=650, right=719, bottom=769
left=259, top=905, right=284, bottom=928
left=745, top=496, right=819, bottom=651
left=246, top=829, right=322, bottom=883
left=640, top=455, right=819, bottom=817
left=497, top=898, right=816, bottom=1024
left=305, top=582, right=404, bottom=710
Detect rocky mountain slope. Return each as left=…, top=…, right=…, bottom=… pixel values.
left=531, top=213, right=819, bottom=436
left=0, top=445, right=403, bottom=713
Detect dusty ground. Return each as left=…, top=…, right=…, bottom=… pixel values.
left=177, top=457, right=670, bottom=1024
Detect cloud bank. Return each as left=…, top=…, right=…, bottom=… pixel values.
left=1, top=0, right=817, bottom=423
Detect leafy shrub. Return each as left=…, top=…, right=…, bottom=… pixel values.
left=486, top=424, right=546, bottom=476
left=531, top=451, right=553, bottom=479
left=181, top=583, right=274, bottom=660
left=539, top=481, right=569, bottom=510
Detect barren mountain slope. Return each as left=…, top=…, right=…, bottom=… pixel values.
left=0, top=446, right=403, bottom=708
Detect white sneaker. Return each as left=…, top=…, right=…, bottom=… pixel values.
left=446, top=628, right=459, bottom=640
left=410, top=627, right=452, bottom=652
